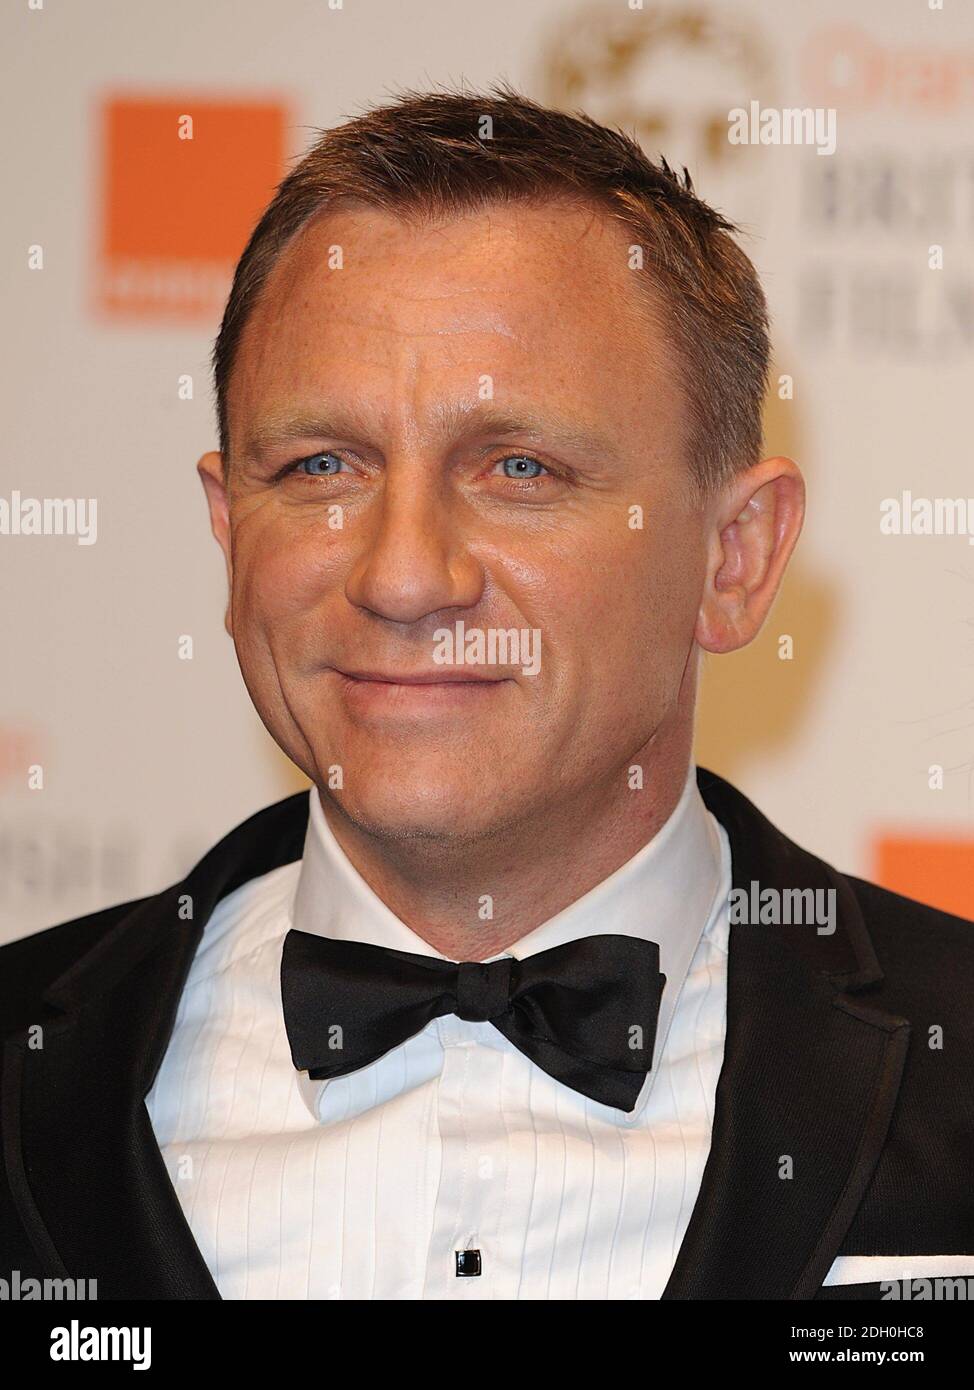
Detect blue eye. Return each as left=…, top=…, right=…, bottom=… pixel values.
left=497, top=455, right=546, bottom=480
left=296, top=452, right=345, bottom=476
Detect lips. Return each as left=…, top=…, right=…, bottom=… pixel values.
left=335, top=667, right=506, bottom=685
left=331, top=664, right=511, bottom=719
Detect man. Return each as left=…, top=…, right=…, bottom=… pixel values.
left=2, top=85, right=972, bottom=1302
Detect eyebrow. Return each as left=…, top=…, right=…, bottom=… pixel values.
left=241, top=403, right=621, bottom=465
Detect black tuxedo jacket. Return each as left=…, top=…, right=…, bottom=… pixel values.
left=2, top=768, right=972, bottom=1300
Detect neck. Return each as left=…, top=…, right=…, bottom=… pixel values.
left=316, top=726, right=694, bottom=961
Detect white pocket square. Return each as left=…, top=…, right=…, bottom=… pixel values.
left=825, top=1255, right=974, bottom=1286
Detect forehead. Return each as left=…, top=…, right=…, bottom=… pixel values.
left=226, top=197, right=676, bottom=451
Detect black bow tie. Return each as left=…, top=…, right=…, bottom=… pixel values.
left=280, top=931, right=666, bottom=1112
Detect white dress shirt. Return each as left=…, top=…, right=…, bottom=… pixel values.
left=146, top=763, right=733, bottom=1299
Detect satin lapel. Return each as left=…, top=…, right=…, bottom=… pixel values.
left=662, top=770, right=911, bottom=1301
left=2, top=792, right=310, bottom=1299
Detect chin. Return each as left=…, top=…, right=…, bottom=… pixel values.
left=323, top=772, right=511, bottom=846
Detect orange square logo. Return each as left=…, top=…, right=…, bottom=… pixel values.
left=874, top=834, right=974, bottom=921
left=94, top=96, right=287, bottom=322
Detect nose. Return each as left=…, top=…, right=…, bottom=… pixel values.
left=343, top=468, right=484, bottom=625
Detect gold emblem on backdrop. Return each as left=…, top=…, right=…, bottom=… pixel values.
left=537, top=3, right=772, bottom=194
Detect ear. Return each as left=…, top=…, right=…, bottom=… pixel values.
left=197, top=450, right=234, bottom=637
left=695, top=456, right=805, bottom=654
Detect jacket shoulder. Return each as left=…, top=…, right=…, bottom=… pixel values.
left=0, top=790, right=310, bottom=1030
left=845, top=872, right=974, bottom=996
left=0, top=896, right=151, bottom=1027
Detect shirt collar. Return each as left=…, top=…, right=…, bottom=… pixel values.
left=291, top=762, right=728, bottom=1113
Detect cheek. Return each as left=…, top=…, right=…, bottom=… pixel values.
left=231, top=509, right=343, bottom=626
left=591, top=527, right=690, bottom=619
left=548, top=527, right=703, bottom=693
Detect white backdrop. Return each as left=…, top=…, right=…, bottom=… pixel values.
left=3, top=0, right=973, bottom=940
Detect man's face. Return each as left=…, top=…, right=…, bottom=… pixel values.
left=210, top=198, right=712, bottom=843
